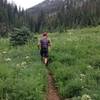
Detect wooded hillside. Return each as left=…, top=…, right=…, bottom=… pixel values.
left=0, top=0, right=33, bottom=37
left=27, top=0, right=100, bottom=32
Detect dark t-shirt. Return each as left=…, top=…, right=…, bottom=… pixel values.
left=40, top=38, right=50, bottom=49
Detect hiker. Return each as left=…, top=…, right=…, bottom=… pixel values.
left=38, top=32, right=51, bottom=66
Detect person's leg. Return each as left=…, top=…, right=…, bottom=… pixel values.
left=44, top=48, right=48, bottom=66
left=44, top=57, right=48, bottom=65
left=41, top=48, right=48, bottom=66
left=40, top=49, right=44, bottom=63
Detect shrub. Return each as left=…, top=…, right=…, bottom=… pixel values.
left=10, top=26, right=31, bottom=46
left=60, top=79, right=83, bottom=98
left=89, top=58, right=100, bottom=69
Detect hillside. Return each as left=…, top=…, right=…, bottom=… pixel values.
left=0, top=26, right=100, bottom=100
left=27, top=0, right=87, bottom=16
left=27, top=0, right=64, bottom=16
left=26, top=0, right=100, bottom=32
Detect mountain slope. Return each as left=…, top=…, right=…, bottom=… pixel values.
left=26, top=0, right=100, bottom=32
left=27, top=0, right=64, bottom=16
left=27, top=0, right=88, bottom=16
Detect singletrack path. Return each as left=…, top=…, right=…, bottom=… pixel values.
left=47, top=71, right=60, bottom=100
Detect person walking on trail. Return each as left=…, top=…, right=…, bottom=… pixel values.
left=38, top=32, right=51, bottom=66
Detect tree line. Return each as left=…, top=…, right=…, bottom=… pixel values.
left=0, top=0, right=100, bottom=35
left=0, top=0, right=33, bottom=37
left=29, top=0, right=100, bottom=32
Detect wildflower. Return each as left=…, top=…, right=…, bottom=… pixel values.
left=80, top=78, right=83, bottom=81
left=80, top=74, right=86, bottom=77
left=2, top=51, right=7, bottom=54
left=82, top=86, right=84, bottom=89
left=21, top=61, right=27, bottom=66
left=87, top=65, right=92, bottom=69
left=81, top=94, right=92, bottom=100
left=68, top=32, right=73, bottom=35
left=5, top=58, right=11, bottom=62
left=25, top=56, right=30, bottom=59
left=16, top=64, right=20, bottom=67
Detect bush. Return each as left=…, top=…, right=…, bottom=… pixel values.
left=10, top=26, right=31, bottom=46
left=60, top=79, right=83, bottom=98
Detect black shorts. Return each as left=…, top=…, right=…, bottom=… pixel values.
left=40, top=48, right=48, bottom=57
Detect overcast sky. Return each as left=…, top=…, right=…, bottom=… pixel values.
left=8, top=0, right=45, bottom=9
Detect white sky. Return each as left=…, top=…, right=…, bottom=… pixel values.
left=7, top=0, right=45, bottom=9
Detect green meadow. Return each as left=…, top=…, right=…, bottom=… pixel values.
left=0, top=26, right=100, bottom=100
left=49, top=26, right=100, bottom=100
left=0, top=39, right=47, bottom=100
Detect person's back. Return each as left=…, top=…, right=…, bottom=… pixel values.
left=40, top=37, right=50, bottom=49
left=38, top=32, right=51, bottom=66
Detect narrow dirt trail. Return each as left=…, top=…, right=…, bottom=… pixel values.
left=47, top=71, right=60, bottom=100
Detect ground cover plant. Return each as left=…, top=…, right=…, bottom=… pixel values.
left=0, top=26, right=100, bottom=100
left=0, top=38, right=47, bottom=100
left=49, top=26, right=100, bottom=100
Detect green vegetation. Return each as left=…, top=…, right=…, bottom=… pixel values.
left=0, top=26, right=100, bottom=100
left=10, top=26, right=31, bottom=46
left=0, top=0, right=100, bottom=100
left=49, top=26, right=100, bottom=100
left=0, top=38, right=47, bottom=100
left=0, top=0, right=35, bottom=37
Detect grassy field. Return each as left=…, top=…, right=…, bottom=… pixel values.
left=0, top=26, right=100, bottom=100
left=0, top=39, right=47, bottom=100
left=49, top=26, right=100, bottom=100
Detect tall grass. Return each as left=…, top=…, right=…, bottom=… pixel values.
left=49, top=26, right=100, bottom=100
left=0, top=38, right=47, bottom=100
left=0, top=26, right=100, bottom=100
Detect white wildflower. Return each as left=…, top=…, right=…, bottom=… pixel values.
left=25, top=56, right=30, bottom=59
left=80, top=78, right=83, bottom=81
left=5, top=58, right=11, bottom=62
left=2, top=51, right=7, bottom=54
left=80, top=74, right=86, bottom=77
left=81, top=94, right=92, bottom=100
left=82, top=86, right=84, bottom=89
left=87, top=65, right=92, bottom=69
left=21, top=61, right=27, bottom=66
left=16, top=64, right=20, bottom=67
left=68, top=32, right=73, bottom=35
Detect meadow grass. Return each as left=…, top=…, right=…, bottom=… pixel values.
left=0, top=26, right=100, bottom=100
left=49, top=26, right=100, bottom=100
left=0, top=38, right=47, bottom=100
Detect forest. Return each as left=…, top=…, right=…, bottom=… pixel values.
left=0, top=0, right=100, bottom=35
left=0, top=0, right=33, bottom=37
left=27, top=0, right=100, bottom=32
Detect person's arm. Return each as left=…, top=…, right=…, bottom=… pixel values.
left=37, top=39, right=41, bottom=49
left=48, top=38, right=52, bottom=48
